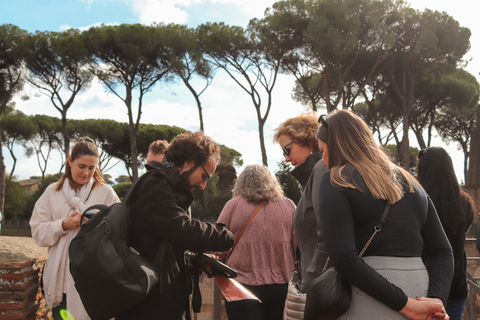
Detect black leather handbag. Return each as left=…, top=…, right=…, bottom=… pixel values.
left=303, top=204, right=390, bottom=320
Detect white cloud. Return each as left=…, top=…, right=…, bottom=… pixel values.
left=130, top=0, right=192, bottom=25
left=210, top=0, right=274, bottom=18
left=127, top=0, right=275, bottom=25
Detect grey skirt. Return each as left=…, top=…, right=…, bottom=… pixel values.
left=337, top=256, right=429, bottom=320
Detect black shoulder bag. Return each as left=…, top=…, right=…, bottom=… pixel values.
left=303, top=204, right=391, bottom=320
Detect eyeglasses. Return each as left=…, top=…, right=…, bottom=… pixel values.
left=318, top=114, right=328, bottom=127
left=199, top=164, right=211, bottom=183
left=282, top=141, right=294, bottom=157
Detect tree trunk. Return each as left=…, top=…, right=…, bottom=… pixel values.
left=62, top=111, right=70, bottom=160
left=465, top=108, right=480, bottom=211
left=466, top=108, right=480, bottom=188
left=125, top=90, right=139, bottom=182
left=258, top=117, right=267, bottom=167
left=0, top=133, right=5, bottom=228
left=183, top=79, right=205, bottom=132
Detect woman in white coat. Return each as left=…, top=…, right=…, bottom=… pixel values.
left=30, top=137, right=119, bottom=320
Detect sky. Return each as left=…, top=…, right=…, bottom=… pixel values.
left=1, top=0, right=479, bottom=183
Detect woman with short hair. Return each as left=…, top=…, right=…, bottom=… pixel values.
left=273, top=112, right=328, bottom=294
left=217, top=164, right=296, bottom=320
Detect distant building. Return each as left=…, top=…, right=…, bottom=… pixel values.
left=19, top=178, right=42, bottom=192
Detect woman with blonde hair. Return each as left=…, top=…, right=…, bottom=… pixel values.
left=30, top=137, right=120, bottom=320
left=273, top=112, right=328, bottom=296
left=316, top=109, right=453, bottom=319
left=217, top=164, right=296, bottom=320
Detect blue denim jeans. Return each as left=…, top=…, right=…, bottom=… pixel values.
left=446, top=299, right=466, bottom=320
left=225, top=283, right=288, bottom=320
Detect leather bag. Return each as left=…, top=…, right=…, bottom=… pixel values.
left=303, top=204, right=391, bottom=320
left=303, top=267, right=350, bottom=320
left=283, top=267, right=306, bottom=320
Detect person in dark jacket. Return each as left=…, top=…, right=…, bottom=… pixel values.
left=116, top=132, right=235, bottom=320
left=417, top=146, right=476, bottom=320
left=273, top=112, right=328, bottom=294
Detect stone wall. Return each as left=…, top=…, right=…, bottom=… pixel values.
left=0, top=256, right=51, bottom=320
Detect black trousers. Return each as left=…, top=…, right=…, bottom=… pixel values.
left=225, top=283, right=288, bottom=320
left=51, top=294, right=67, bottom=320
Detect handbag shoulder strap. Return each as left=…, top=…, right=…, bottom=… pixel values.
left=358, top=203, right=390, bottom=257
left=226, top=200, right=266, bottom=261
left=322, top=203, right=391, bottom=272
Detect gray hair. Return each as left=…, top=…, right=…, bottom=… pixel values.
left=233, top=164, right=284, bottom=203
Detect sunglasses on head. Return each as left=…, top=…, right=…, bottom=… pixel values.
left=318, top=114, right=328, bottom=127
left=282, top=141, right=294, bottom=157
left=79, top=137, right=94, bottom=144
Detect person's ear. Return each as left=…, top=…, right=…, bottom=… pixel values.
left=67, top=157, right=72, bottom=166
left=183, top=160, right=195, bottom=172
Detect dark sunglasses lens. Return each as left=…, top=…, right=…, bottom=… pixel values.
left=283, top=142, right=293, bottom=157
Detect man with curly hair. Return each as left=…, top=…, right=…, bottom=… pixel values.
left=146, top=139, right=170, bottom=164
left=117, top=132, right=234, bottom=320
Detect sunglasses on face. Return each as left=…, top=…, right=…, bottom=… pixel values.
left=282, top=141, right=294, bottom=157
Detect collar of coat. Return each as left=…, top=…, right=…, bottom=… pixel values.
left=291, top=150, right=323, bottom=188
left=145, top=160, right=194, bottom=208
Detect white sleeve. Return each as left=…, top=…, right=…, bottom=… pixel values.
left=29, top=186, right=68, bottom=247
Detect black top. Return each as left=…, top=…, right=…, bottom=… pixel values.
left=318, top=169, right=453, bottom=311
left=447, top=195, right=474, bottom=300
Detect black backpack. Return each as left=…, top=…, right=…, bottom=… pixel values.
left=69, top=170, right=159, bottom=320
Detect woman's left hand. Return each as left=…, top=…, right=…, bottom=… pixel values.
left=399, top=297, right=449, bottom=320
left=416, top=297, right=450, bottom=320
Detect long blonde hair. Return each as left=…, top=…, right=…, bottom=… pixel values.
left=233, top=164, right=284, bottom=203
left=317, top=110, right=418, bottom=204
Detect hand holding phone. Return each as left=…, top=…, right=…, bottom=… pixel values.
left=201, top=253, right=238, bottom=278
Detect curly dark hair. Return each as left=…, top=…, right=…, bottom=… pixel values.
left=165, top=132, right=221, bottom=168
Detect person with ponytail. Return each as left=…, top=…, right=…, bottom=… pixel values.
left=316, top=110, right=453, bottom=319
left=30, top=137, right=119, bottom=320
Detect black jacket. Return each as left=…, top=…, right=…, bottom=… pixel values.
left=117, top=162, right=234, bottom=320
